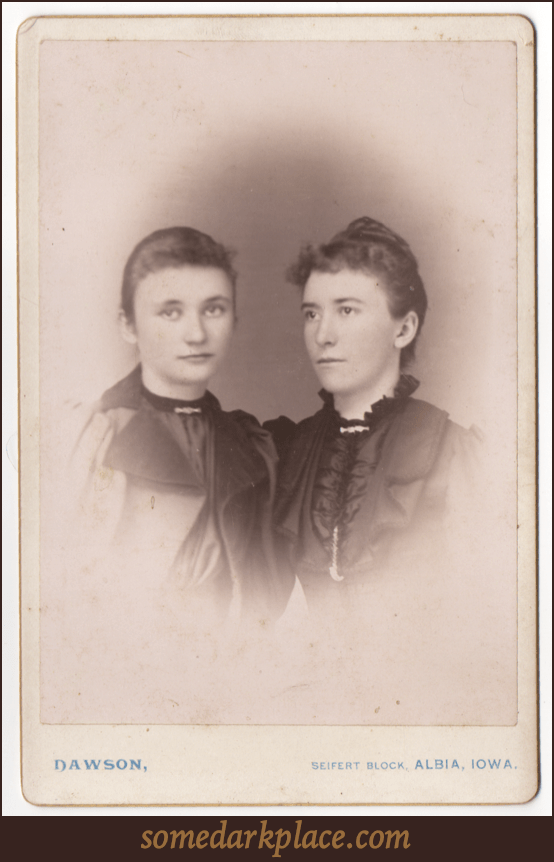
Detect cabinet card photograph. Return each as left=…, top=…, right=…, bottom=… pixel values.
left=18, top=14, right=537, bottom=805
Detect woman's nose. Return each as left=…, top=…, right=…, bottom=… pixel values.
left=314, top=314, right=337, bottom=347
left=182, top=312, right=207, bottom=343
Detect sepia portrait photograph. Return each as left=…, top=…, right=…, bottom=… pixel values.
left=16, top=12, right=538, bottom=806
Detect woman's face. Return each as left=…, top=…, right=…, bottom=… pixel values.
left=121, top=265, right=235, bottom=399
left=302, top=267, right=416, bottom=403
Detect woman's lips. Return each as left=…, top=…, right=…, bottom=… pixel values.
left=178, top=354, right=214, bottom=362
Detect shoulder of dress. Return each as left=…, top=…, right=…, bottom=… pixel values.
left=66, top=397, right=138, bottom=461
left=377, top=398, right=450, bottom=482
left=263, top=416, right=298, bottom=459
left=263, top=415, right=296, bottom=434
left=396, top=406, right=485, bottom=490
left=440, top=418, right=485, bottom=463
left=406, top=398, right=484, bottom=442
left=63, top=397, right=108, bottom=430
left=63, top=400, right=115, bottom=475
left=265, top=410, right=327, bottom=457
left=445, top=418, right=484, bottom=441
left=73, top=396, right=135, bottom=423
left=224, top=408, right=264, bottom=433
left=403, top=396, right=449, bottom=420
left=98, top=366, right=143, bottom=410
left=63, top=368, right=141, bottom=427
left=219, top=409, right=277, bottom=455
left=224, top=407, right=258, bottom=423
left=271, top=409, right=327, bottom=435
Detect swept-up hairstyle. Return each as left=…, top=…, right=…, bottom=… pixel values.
left=121, top=227, right=237, bottom=322
left=287, top=217, right=428, bottom=367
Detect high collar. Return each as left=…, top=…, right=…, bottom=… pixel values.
left=319, top=374, right=420, bottom=430
left=100, top=365, right=222, bottom=414
left=140, top=384, right=215, bottom=414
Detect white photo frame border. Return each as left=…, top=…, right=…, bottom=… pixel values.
left=14, top=10, right=540, bottom=808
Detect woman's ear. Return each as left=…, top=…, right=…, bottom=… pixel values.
left=394, top=311, right=419, bottom=349
left=118, top=309, right=138, bottom=345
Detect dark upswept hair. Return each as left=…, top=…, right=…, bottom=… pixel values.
left=121, top=227, right=237, bottom=322
left=286, top=217, right=428, bottom=368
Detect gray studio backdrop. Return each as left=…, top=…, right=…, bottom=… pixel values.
left=39, top=40, right=516, bottom=437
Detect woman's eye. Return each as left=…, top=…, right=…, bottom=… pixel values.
left=204, top=304, right=226, bottom=317
left=340, top=306, right=354, bottom=315
left=160, top=308, right=180, bottom=320
left=304, top=310, right=318, bottom=321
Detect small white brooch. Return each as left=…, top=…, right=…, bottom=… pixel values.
left=340, top=425, right=368, bottom=434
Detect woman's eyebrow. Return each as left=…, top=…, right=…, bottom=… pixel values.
left=334, top=297, right=364, bottom=305
left=156, top=298, right=182, bottom=307
left=202, top=295, right=232, bottom=304
left=301, top=301, right=320, bottom=311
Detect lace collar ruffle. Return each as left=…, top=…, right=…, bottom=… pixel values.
left=319, top=374, right=419, bottom=430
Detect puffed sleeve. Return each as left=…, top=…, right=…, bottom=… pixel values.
left=425, top=421, right=517, bottom=723
left=65, top=403, right=128, bottom=549
left=424, top=421, right=503, bottom=557
left=263, top=415, right=298, bottom=460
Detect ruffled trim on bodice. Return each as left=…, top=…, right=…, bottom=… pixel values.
left=311, top=375, right=420, bottom=551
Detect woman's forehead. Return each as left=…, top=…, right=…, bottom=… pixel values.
left=135, top=265, right=234, bottom=303
left=303, top=267, right=389, bottom=303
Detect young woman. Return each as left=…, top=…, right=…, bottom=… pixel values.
left=265, top=217, right=515, bottom=725
left=43, top=227, right=291, bottom=723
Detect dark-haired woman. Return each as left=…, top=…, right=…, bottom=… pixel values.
left=265, top=218, right=515, bottom=725
left=43, top=227, right=292, bottom=723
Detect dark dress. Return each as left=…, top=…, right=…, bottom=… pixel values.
left=92, top=366, right=290, bottom=623
left=41, top=366, right=292, bottom=724
left=263, top=377, right=516, bottom=725
left=265, top=376, right=476, bottom=604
